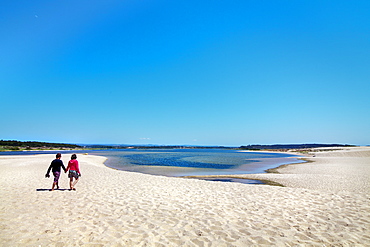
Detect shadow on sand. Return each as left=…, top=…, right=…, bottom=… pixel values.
left=36, top=188, right=72, bottom=191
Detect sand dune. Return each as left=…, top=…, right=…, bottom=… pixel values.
left=0, top=148, right=369, bottom=246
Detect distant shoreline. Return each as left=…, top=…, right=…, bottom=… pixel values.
left=0, top=140, right=358, bottom=152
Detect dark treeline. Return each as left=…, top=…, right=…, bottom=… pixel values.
left=0, top=140, right=81, bottom=149
left=239, top=144, right=354, bottom=150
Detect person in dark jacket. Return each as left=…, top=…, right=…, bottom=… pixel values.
left=45, top=153, right=66, bottom=191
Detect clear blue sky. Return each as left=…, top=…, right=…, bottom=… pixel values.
left=1, top=0, right=369, bottom=146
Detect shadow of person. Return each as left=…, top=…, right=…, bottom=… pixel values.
left=36, top=188, right=69, bottom=191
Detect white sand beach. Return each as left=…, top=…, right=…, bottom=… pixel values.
left=0, top=147, right=369, bottom=246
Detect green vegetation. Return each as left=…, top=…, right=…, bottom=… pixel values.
left=0, top=140, right=82, bottom=152
left=239, top=144, right=354, bottom=150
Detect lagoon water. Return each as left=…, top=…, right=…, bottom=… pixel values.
left=1, top=149, right=301, bottom=184
left=89, top=149, right=301, bottom=183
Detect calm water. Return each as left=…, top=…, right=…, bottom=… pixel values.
left=1, top=149, right=302, bottom=184
left=89, top=149, right=302, bottom=182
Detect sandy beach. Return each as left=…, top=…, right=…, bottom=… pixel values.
left=0, top=147, right=369, bottom=246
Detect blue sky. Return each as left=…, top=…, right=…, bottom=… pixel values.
left=1, top=0, right=369, bottom=146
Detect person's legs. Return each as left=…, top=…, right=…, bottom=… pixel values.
left=72, top=177, right=79, bottom=190
left=51, top=172, right=60, bottom=191
left=69, top=177, right=74, bottom=190
left=51, top=182, right=56, bottom=191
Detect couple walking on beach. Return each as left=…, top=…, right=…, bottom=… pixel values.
left=45, top=153, right=81, bottom=191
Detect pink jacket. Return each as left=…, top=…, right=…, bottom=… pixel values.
left=67, top=159, right=80, bottom=174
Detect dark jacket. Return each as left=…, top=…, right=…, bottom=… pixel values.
left=46, top=159, right=66, bottom=175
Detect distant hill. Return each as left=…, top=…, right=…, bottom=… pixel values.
left=0, top=140, right=82, bottom=151
left=239, top=144, right=354, bottom=150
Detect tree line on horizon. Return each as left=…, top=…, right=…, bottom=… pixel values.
left=239, top=144, right=354, bottom=150
left=0, top=140, right=81, bottom=150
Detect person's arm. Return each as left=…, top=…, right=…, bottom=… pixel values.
left=45, top=164, right=52, bottom=178
left=65, top=161, right=70, bottom=173
left=62, top=163, right=67, bottom=173
left=76, top=160, right=81, bottom=176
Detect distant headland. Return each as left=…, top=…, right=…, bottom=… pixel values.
left=0, top=140, right=82, bottom=151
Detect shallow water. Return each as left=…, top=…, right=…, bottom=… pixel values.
left=90, top=149, right=302, bottom=184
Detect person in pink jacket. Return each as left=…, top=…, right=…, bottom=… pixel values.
left=66, top=154, right=80, bottom=190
